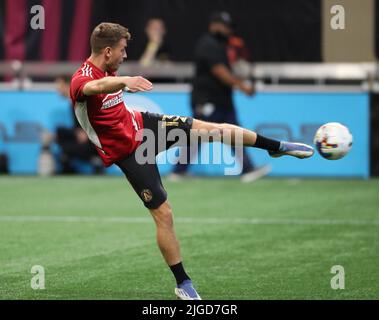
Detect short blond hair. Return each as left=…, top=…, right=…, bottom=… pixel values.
left=90, top=22, right=131, bottom=54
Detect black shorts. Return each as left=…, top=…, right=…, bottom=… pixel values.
left=116, top=112, right=193, bottom=209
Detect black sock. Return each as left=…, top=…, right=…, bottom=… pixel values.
left=254, top=134, right=281, bottom=151
left=169, top=262, right=191, bottom=285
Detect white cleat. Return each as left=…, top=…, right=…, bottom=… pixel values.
left=175, top=280, right=202, bottom=300
left=269, top=142, right=314, bottom=159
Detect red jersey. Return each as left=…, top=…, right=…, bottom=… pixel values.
left=70, top=60, right=144, bottom=167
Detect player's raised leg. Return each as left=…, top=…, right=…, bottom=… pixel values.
left=191, top=119, right=314, bottom=159
left=149, top=201, right=201, bottom=300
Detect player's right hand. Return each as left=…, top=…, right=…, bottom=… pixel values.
left=124, top=76, right=153, bottom=92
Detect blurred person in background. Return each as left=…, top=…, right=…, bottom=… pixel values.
left=170, top=11, right=271, bottom=182
left=139, top=18, right=172, bottom=67
left=55, top=76, right=104, bottom=174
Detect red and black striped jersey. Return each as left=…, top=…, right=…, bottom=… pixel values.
left=70, top=60, right=144, bottom=167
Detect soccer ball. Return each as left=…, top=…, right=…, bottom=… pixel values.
left=314, top=122, right=353, bottom=160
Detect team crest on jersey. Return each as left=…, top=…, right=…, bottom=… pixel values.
left=102, top=90, right=124, bottom=109
left=141, top=189, right=153, bottom=202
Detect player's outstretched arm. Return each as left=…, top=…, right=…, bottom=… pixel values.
left=83, top=76, right=153, bottom=95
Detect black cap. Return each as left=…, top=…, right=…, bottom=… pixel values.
left=209, top=11, right=233, bottom=28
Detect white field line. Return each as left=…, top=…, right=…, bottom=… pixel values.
left=0, top=216, right=378, bottom=226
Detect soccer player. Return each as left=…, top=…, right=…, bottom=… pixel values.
left=70, top=22, right=314, bottom=300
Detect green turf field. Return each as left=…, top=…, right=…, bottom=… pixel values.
left=0, top=176, right=378, bottom=299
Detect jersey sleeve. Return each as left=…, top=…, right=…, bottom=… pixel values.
left=70, top=74, right=93, bottom=102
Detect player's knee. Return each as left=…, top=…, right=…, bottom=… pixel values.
left=150, top=201, right=174, bottom=229
left=219, top=123, right=228, bottom=132
left=192, top=120, right=229, bottom=141
left=212, top=122, right=230, bottom=132
left=212, top=123, right=229, bottom=138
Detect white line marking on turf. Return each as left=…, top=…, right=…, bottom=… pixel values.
left=0, top=216, right=378, bottom=226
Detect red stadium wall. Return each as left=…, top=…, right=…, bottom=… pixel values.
left=1, top=0, right=378, bottom=62
left=0, top=0, right=322, bottom=62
